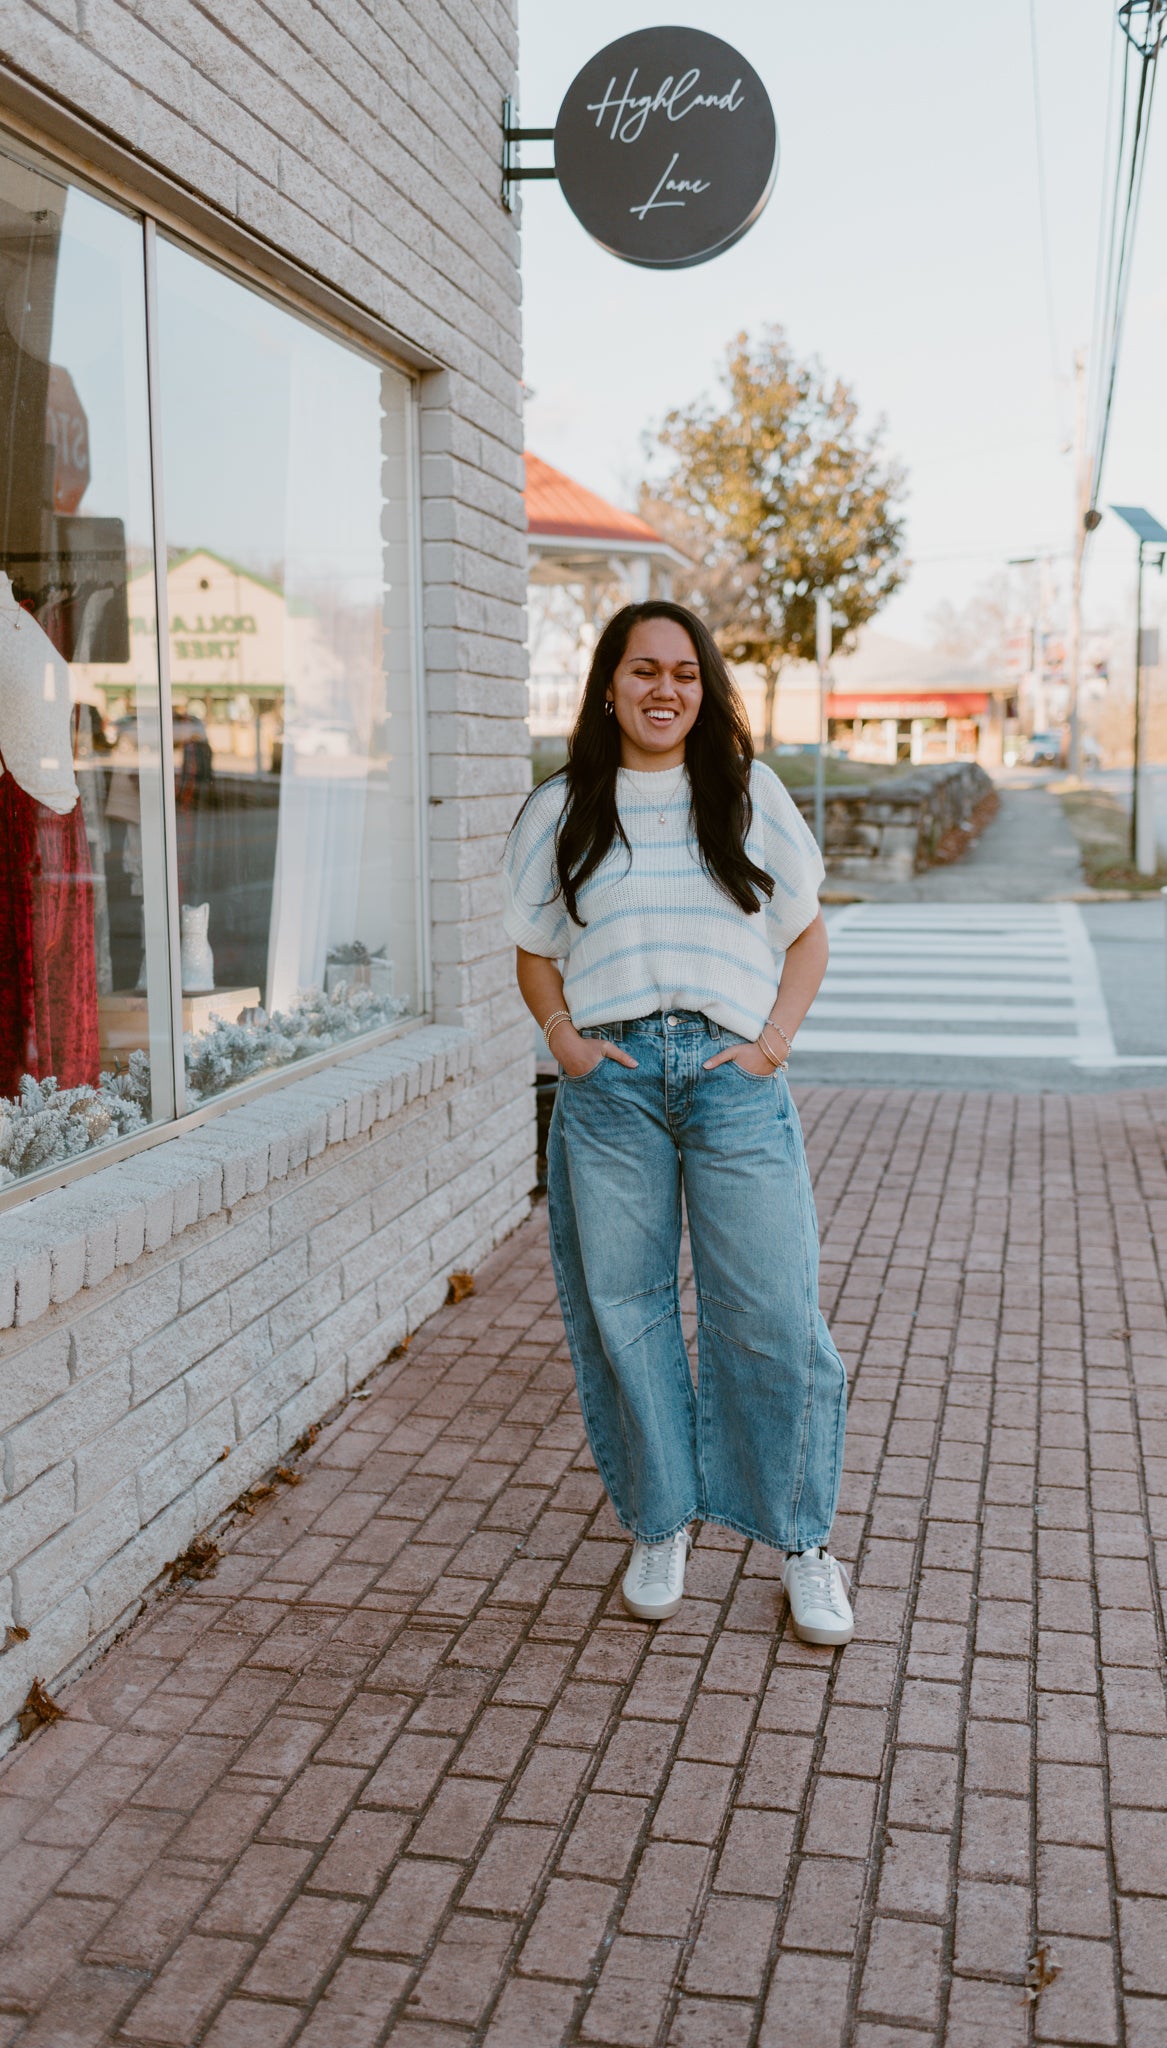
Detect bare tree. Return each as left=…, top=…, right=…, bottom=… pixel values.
left=929, top=571, right=1019, bottom=671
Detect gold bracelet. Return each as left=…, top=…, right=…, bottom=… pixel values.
left=757, top=1027, right=789, bottom=1072
left=543, top=1011, right=572, bottom=1051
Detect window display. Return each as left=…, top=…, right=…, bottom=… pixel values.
left=150, top=242, right=420, bottom=1085
left=0, top=142, right=171, bottom=1186
left=0, top=133, right=423, bottom=1195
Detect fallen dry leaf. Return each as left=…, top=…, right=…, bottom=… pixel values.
left=275, top=1466, right=302, bottom=1486
left=4, top=1625, right=30, bottom=1651
left=17, top=1676, right=66, bottom=1740
left=389, top=1334, right=412, bottom=1361
left=1023, top=1942, right=1060, bottom=2003
left=166, top=1536, right=220, bottom=1585
left=446, top=1269, right=475, bottom=1305
left=235, top=1479, right=276, bottom=1516
left=216, top=1446, right=231, bottom=1462
left=294, top=1423, right=319, bottom=1454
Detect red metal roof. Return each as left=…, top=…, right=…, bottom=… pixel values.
left=525, top=451, right=666, bottom=546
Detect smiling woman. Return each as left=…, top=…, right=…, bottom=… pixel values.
left=503, top=599, right=855, bottom=1648
left=607, top=613, right=704, bottom=767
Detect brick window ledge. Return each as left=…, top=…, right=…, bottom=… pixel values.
left=0, top=1026, right=473, bottom=1332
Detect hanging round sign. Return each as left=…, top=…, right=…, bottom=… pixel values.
left=553, top=27, right=778, bottom=270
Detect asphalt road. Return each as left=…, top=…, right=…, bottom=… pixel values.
left=799, top=898, right=1167, bottom=1094
left=794, top=782, right=1167, bottom=1095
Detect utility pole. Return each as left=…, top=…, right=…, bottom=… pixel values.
left=1133, top=537, right=1147, bottom=867
left=1036, top=555, right=1052, bottom=734
left=1008, top=555, right=1055, bottom=739
left=1066, top=350, right=1088, bottom=778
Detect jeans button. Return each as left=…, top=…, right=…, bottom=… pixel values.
left=665, top=1013, right=678, bottom=1027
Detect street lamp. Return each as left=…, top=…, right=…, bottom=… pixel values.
left=1007, top=553, right=1064, bottom=746
left=813, top=592, right=832, bottom=851
left=1110, top=505, right=1167, bottom=874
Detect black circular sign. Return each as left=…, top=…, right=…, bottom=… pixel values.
left=554, top=28, right=778, bottom=270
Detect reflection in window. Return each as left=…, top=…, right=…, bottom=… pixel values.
left=155, top=242, right=418, bottom=1100
left=0, top=138, right=422, bottom=1187
left=0, top=142, right=168, bottom=1185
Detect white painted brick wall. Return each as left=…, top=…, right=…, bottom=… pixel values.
left=0, top=1028, right=537, bottom=1743
left=0, top=0, right=537, bottom=1745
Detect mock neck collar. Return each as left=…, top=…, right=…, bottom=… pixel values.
left=618, top=762, right=689, bottom=788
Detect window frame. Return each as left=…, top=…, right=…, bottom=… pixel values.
left=0, top=118, right=434, bottom=1215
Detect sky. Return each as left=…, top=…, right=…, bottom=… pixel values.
left=517, top=0, right=1167, bottom=652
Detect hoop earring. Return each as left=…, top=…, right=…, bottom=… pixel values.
left=604, top=700, right=614, bottom=717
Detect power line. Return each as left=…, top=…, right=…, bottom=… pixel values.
left=1086, top=1, right=1166, bottom=519
left=1090, top=28, right=1132, bottom=432
left=1087, top=23, right=1122, bottom=402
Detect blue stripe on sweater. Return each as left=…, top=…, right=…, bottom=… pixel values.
left=566, top=978, right=766, bottom=1019
left=568, top=938, right=777, bottom=992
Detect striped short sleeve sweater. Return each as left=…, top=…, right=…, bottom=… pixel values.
left=502, top=760, right=825, bottom=1039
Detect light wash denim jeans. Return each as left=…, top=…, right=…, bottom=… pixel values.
left=546, top=1010, right=847, bottom=1552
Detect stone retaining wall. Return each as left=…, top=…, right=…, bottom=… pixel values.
left=792, top=762, right=997, bottom=881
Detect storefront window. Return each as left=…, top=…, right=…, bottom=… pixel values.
left=152, top=241, right=419, bottom=1103
left=0, top=142, right=170, bottom=1188
left=1, top=130, right=422, bottom=1192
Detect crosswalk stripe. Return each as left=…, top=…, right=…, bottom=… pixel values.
left=823, top=976, right=1074, bottom=995
left=811, top=1002, right=1077, bottom=1025
left=804, top=903, right=1121, bottom=1066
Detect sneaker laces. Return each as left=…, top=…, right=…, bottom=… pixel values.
left=789, top=1547, right=852, bottom=1614
left=637, top=1532, right=688, bottom=1590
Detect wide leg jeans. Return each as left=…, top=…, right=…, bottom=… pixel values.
left=546, top=1010, right=847, bottom=1552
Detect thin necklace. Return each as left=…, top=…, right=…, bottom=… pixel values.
left=640, top=763, right=687, bottom=825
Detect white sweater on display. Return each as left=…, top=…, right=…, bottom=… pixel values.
left=502, top=760, right=825, bottom=1040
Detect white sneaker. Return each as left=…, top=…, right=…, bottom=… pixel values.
left=621, top=1529, right=692, bottom=1620
left=782, top=1547, right=854, bottom=1645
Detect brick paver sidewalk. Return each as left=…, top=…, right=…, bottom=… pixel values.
left=1, top=1085, right=1165, bottom=2048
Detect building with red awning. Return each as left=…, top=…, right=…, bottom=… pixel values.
left=737, top=630, right=1012, bottom=766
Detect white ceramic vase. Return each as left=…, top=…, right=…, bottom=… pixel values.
left=180, top=903, right=215, bottom=992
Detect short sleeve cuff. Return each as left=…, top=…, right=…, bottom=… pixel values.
left=502, top=897, right=568, bottom=958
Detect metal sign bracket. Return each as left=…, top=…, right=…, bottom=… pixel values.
left=502, top=98, right=557, bottom=210
left=1118, top=0, right=1167, bottom=53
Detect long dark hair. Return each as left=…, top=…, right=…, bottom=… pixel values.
left=545, top=600, right=773, bottom=925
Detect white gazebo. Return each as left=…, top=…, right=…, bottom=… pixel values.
left=525, top=452, right=687, bottom=737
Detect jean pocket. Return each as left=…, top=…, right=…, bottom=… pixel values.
left=564, top=1054, right=610, bottom=1084
left=713, top=1032, right=777, bottom=1085
left=719, top=1055, right=777, bottom=1085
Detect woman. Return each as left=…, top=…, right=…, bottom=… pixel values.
left=503, top=601, right=852, bottom=1646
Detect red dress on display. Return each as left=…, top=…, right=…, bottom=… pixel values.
left=0, top=760, right=100, bottom=1096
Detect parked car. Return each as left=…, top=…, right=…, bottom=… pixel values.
left=1023, top=730, right=1062, bottom=766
